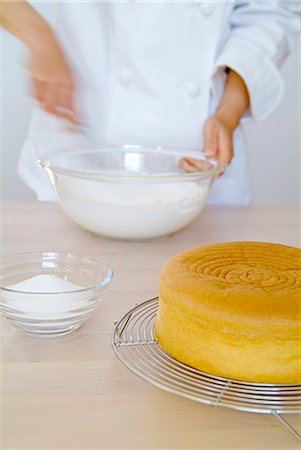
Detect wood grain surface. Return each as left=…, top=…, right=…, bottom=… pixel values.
left=0, top=202, right=300, bottom=450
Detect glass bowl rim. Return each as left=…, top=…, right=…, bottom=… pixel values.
left=0, top=251, right=113, bottom=295
left=38, top=144, right=227, bottom=183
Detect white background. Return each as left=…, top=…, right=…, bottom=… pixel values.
left=1, top=6, right=300, bottom=205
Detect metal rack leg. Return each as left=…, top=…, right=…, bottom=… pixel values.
left=273, top=412, right=301, bottom=443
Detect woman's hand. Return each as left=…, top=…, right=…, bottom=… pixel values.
left=1, top=0, right=77, bottom=122
left=180, top=115, right=234, bottom=172
left=180, top=69, right=249, bottom=173
left=28, top=32, right=77, bottom=122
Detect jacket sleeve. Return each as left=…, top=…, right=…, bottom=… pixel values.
left=212, top=0, right=300, bottom=121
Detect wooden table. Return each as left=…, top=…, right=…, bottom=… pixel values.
left=1, top=202, right=300, bottom=450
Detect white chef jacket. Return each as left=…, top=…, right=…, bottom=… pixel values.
left=18, top=1, right=300, bottom=204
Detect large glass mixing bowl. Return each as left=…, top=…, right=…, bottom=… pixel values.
left=38, top=145, right=226, bottom=240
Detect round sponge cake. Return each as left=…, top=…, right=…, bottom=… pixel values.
left=155, top=242, right=301, bottom=384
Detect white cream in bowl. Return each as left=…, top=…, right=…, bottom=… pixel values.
left=56, top=177, right=209, bottom=240
left=39, top=146, right=225, bottom=240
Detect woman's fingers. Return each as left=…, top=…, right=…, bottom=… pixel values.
left=217, top=126, right=233, bottom=165
left=204, top=116, right=234, bottom=166
left=31, top=70, right=77, bottom=122
left=35, top=79, right=77, bottom=122
left=43, top=81, right=59, bottom=115
left=203, top=117, right=218, bottom=158
left=179, top=157, right=213, bottom=172
left=55, top=83, right=78, bottom=122
left=203, top=116, right=234, bottom=164
left=180, top=115, right=234, bottom=174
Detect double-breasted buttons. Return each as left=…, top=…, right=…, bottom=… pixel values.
left=119, top=70, right=134, bottom=86
left=198, top=2, right=214, bottom=17
left=184, top=81, right=201, bottom=97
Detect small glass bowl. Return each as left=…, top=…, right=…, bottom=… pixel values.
left=0, top=252, right=113, bottom=336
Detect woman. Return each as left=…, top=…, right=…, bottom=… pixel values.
left=1, top=1, right=300, bottom=202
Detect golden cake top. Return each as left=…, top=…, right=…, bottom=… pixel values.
left=160, top=242, right=301, bottom=326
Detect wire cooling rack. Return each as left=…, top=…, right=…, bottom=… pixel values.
left=111, top=297, right=301, bottom=442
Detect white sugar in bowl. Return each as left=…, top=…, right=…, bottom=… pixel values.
left=0, top=252, right=113, bottom=336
